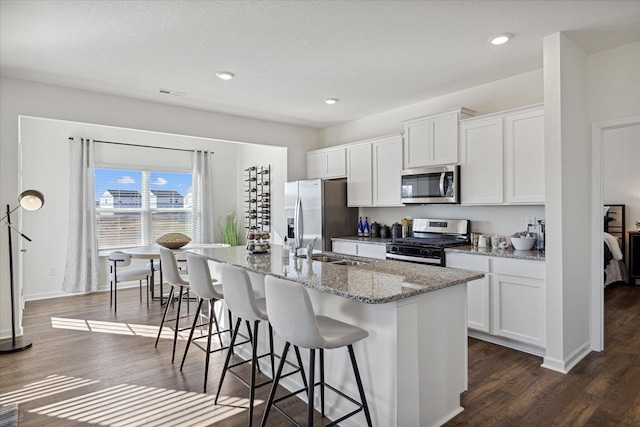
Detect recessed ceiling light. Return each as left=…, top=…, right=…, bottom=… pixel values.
left=216, top=71, right=235, bottom=80
left=488, top=33, right=512, bottom=45
left=324, top=98, right=339, bottom=105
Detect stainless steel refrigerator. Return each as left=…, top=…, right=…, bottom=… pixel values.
left=284, top=179, right=358, bottom=252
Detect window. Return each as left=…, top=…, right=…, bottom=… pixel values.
left=95, top=169, right=192, bottom=250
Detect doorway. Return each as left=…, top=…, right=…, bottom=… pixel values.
left=590, top=116, right=640, bottom=351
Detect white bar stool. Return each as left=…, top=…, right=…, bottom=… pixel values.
left=216, top=263, right=306, bottom=427
left=180, top=253, right=232, bottom=392
left=154, top=247, right=191, bottom=363
left=262, top=275, right=373, bottom=427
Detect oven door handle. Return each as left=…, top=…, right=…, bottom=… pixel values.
left=386, top=253, right=442, bottom=265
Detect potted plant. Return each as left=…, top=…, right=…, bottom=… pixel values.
left=636, top=220, right=640, bottom=231
left=219, top=212, right=241, bottom=246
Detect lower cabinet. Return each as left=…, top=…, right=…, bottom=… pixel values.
left=332, top=240, right=387, bottom=260
left=446, top=252, right=546, bottom=355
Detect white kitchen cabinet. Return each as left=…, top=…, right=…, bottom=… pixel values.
left=403, top=107, right=475, bottom=169
left=460, top=104, right=544, bottom=205
left=460, top=117, right=504, bottom=204
left=332, top=240, right=387, bottom=260
left=446, top=253, right=490, bottom=333
left=346, top=143, right=373, bottom=206
left=504, top=107, right=545, bottom=203
left=306, top=146, right=346, bottom=179
left=372, top=134, right=403, bottom=206
left=346, top=134, right=403, bottom=207
left=445, top=251, right=546, bottom=355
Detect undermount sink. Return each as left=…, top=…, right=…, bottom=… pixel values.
left=297, top=253, right=369, bottom=265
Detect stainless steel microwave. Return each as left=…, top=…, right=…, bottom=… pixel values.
left=401, top=165, right=460, bottom=204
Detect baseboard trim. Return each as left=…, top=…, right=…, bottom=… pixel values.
left=542, top=340, right=591, bottom=374
left=468, top=330, right=546, bottom=357
left=24, top=282, right=139, bottom=301
left=0, top=327, right=24, bottom=340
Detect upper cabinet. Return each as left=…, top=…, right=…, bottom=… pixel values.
left=306, top=146, right=346, bottom=179
left=403, top=107, right=476, bottom=169
left=460, top=104, right=545, bottom=205
left=347, top=134, right=403, bottom=207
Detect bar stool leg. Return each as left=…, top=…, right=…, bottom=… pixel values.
left=248, top=320, right=260, bottom=427
left=307, top=348, right=316, bottom=427
left=348, top=344, right=373, bottom=427
left=294, top=345, right=308, bottom=389
left=172, top=285, right=185, bottom=363
left=268, top=324, right=275, bottom=378
left=155, top=287, right=175, bottom=347
left=203, top=299, right=216, bottom=392
left=180, top=298, right=204, bottom=370
left=215, top=317, right=242, bottom=404
left=260, top=342, right=291, bottom=427
left=320, top=348, right=325, bottom=417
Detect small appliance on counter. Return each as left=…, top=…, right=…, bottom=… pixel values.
left=386, top=218, right=470, bottom=266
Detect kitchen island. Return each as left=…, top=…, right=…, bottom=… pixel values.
left=188, top=245, right=483, bottom=427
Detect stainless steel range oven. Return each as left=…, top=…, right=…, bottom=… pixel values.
left=386, top=218, right=470, bottom=266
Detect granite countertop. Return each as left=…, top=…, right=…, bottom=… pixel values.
left=446, top=245, right=545, bottom=261
left=331, top=236, right=392, bottom=245
left=188, top=245, right=484, bottom=304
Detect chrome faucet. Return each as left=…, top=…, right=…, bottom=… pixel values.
left=307, top=237, right=318, bottom=261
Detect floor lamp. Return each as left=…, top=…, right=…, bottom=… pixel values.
left=0, top=189, right=45, bottom=354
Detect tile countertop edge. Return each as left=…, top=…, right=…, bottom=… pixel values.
left=446, top=246, right=546, bottom=261
left=331, top=236, right=392, bottom=246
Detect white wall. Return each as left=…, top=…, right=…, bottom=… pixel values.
left=542, top=32, right=591, bottom=373
left=321, top=69, right=543, bottom=147
left=0, top=76, right=319, bottom=338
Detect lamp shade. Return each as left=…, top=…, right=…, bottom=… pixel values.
left=18, top=190, right=45, bottom=211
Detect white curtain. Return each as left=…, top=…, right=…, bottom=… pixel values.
left=192, top=150, right=215, bottom=243
left=62, top=138, right=99, bottom=292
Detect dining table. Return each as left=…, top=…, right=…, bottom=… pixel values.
left=120, top=243, right=230, bottom=304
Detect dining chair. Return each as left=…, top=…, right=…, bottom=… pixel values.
left=108, top=251, right=151, bottom=313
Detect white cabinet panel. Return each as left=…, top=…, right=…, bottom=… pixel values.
left=306, top=147, right=346, bottom=179
left=373, top=135, right=403, bottom=206
left=347, top=143, right=373, bottom=207
left=332, top=240, right=357, bottom=256
left=466, top=276, right=490, bottom=332
left=332, top=240, right=387, bottom=260
left=460, top=118, right=504, bottom=204
left=403, top=107, right=474, bottom=169
left=460, top=104, right=544, bottom=205
left=491, top=274, right=545, bottom=347
left=430, top=113, right=459, bottom=165
left=504, top=108, right=545, bottom=204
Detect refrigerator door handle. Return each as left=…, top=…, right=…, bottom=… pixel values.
left=294, top=197, right=302, bottom=249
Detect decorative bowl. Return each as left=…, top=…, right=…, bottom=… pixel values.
left=156, top=233, right=191, bottom=249
left=510, top=236, right=536, bottom=251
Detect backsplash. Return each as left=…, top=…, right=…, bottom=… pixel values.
left=358, top=205, right=546, bottom=237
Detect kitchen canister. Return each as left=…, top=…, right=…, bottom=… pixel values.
left=391, top=223, right=402, bottom=239
left=478, top=235, right=489, bottom=248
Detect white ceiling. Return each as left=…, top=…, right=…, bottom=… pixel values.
left=1, top=1, right=639, bottom=128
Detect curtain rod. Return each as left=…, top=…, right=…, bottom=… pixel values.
left=68, top=137, right=213, bottom=154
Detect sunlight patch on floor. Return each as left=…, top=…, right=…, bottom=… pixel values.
left=50, top=317, right=183, bottom=340
left=29, top=383, right=257, bottom=427
left=0, top=375, right=99, bottom=405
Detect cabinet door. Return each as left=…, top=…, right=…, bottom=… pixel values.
left=332, top=240, right=357, bottom=256
left=373, top=135, right=403, bottom=206
left=347, top=144, right=373, bottom=207
left=460, top=118, right=504, bottom=204
left=504, top=108, right=545, bottom=203
left=430, top=112, right=459, bottom=165
left=446, top=253, right=490, bottom=332
left=466, top=276, right=491, bottom=332
left=326, top=148, right=346, bottom=178
left=491, top=274, right=545, bottom=347
left=356, top=243, right=387, bottom=259
left=307, top=152, right=326, bottom=179
left=404, top=119, right=430, bottom=169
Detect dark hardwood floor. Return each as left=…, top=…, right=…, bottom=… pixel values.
left=1, top=282, right=639, bottom=426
